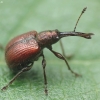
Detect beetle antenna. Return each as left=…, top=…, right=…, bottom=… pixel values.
left=73, top=7, right=87, bottom=32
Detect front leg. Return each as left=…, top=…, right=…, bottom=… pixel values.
left=47, top=47, right=81, bottom=77
left=41, top=53, right=48, bottom=95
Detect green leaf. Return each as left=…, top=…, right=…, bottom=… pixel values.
left=0, top=0, right=100, bottom=100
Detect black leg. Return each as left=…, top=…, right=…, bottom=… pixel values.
left=48, top=48, right=81, bottom=77
left=1, top=67, right=31, bottom=91
left=41, top=54, right=48, bottom=95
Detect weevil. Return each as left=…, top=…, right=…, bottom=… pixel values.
left=1, top=7, right=93, bottom=95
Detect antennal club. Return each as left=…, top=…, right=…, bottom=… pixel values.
left=73, top=7, right=87, bottom=32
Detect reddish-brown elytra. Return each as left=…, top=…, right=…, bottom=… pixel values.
left=1, top=7, right=94, bottom=95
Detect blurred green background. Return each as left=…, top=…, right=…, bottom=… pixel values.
left=0, top=0, right=100, bottom=100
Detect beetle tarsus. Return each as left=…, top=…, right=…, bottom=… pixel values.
left=45, top=84, right=48, bottom=96
left=70, top=70, right=82, bottom=77
left=1, top=85, right=8, bottom=91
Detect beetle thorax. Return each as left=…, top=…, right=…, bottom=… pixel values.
left=37, top=30, right=60, bottom=47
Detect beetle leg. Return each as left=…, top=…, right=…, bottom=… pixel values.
left=1, top=66, right=31, bottom=91
left=48, top=48, right=81, bottom=77
left=41, top=53, right=48, bottom=95
left=59, top=40, right=73, bottom=59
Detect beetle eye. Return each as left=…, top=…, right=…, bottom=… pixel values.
left=27, top=62, right=33, bottom=67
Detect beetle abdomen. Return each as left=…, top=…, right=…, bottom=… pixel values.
left=5, top=31, right=41, bottom=70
